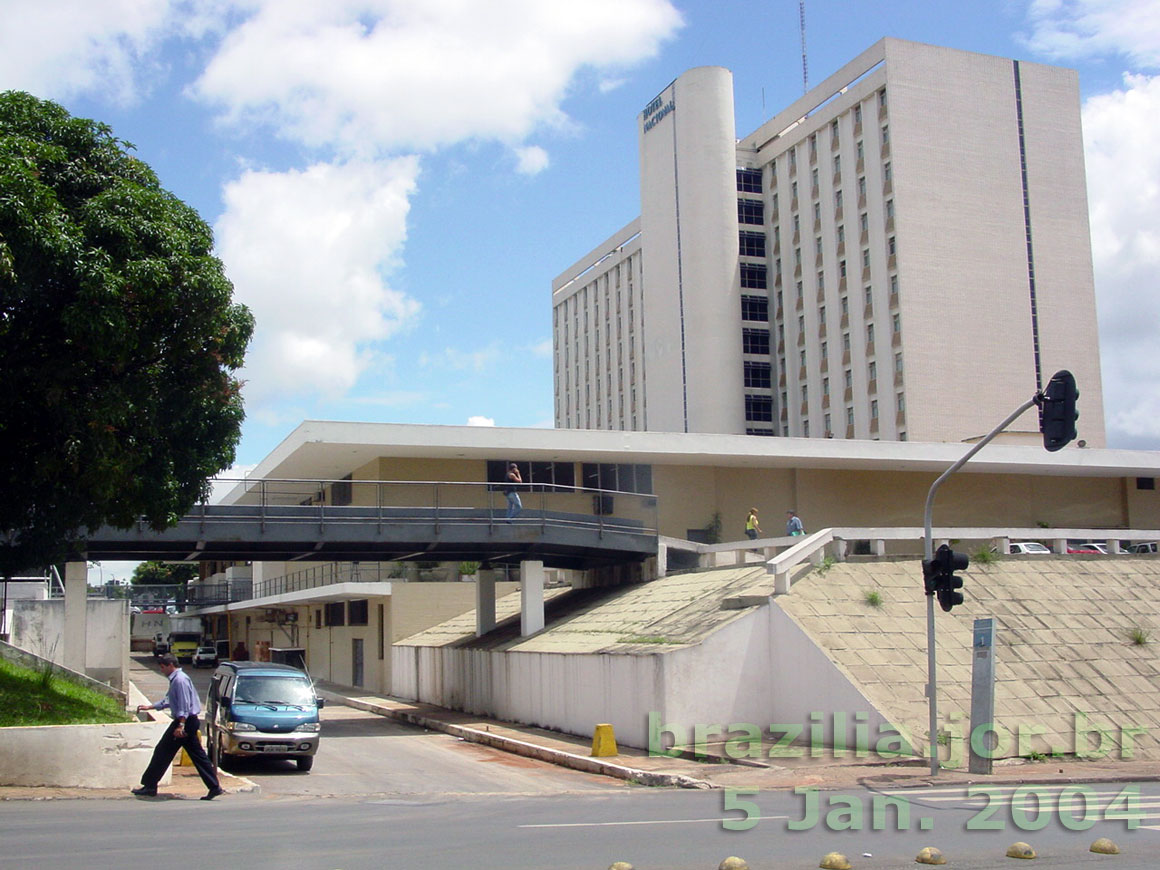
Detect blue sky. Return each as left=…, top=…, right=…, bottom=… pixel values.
left=2, top=0, right=1159, bottom=491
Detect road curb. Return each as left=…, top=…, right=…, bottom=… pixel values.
left=319, top=691, right=714, bottom=790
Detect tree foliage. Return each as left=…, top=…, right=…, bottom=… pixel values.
left=131, top=561, right=197, bottom=587
left=0, top=91, right=254, bottom=576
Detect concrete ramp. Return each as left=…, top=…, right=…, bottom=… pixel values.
left=777, top=556, right=1160, bottom=761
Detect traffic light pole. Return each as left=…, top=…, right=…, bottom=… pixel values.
left=923, top=394, right=1037, bottom=776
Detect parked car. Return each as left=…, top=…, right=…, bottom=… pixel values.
left=1130, top=542, right=1158, bottom=554
left=192, top=646, right=219, bottom=668
left=1008, top=541, right=1051, bottom=555
left=1066, top=542, right=1101, bottom=554
left=206, top=661, right=323, bottom=772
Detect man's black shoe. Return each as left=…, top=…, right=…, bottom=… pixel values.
left=201, top=787, right=225, bottom=801
left=131, top=786, right=157, bottom=796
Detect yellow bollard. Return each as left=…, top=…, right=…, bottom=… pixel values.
left=178, top=747, right=192, bottom=767
left=591, top=723, right=619, bottom=757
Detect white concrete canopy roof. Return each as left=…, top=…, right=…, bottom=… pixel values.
left=227, top=420, right=1160, bottom=499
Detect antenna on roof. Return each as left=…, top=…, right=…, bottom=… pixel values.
left=799, top=0, right=809, bottom=94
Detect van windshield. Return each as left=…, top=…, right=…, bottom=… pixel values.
left=235, top=675, right=314, bottom=706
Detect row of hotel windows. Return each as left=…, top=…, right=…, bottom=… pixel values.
left=734, top=89, right=888, bottom=197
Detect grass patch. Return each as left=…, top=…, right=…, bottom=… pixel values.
left=618, top=636, right=679, bottom=645
left=863, top=589, right=883, bottom=608
left=972, top=547, right=999, bottom=565
left=0, top=658, right=132, bottom=727
left=1129, top=625, right=1152, bottom=646
left=816, top=555, right=836, bottom=575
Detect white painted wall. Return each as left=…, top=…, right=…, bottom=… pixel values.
left=0, top=720, right=170, bottom=788
left=11, top=599, right=130, bottom=693
left=391, top=598, right=893, bottom=751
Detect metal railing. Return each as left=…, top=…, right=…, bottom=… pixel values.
left=199, top=477, right=659, bottom=538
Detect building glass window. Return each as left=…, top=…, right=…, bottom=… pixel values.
left=871, top=399, right=879, bottom=419
left=738, top=199, right=764, bottom=225
left=860, top=212, right=868, bottom=233
left=833, top=155, right=841, bottom=174
left=743, top=328, right=771, bottom=355
left=736, top=168, right=762, bottom=193
left=745, top=395, right=774, bottom=421
left=888, top=236, right=896, bottom=256
left=854, top=104, right=862, bottom=124
left=882, top=124, right=890, bottom=144
left=741, top=295, right=769, bottom=321
left=844, top=369, right=853, bottom=389
left=739, top=231, right=766, bottom=257
left=895, top=352, right=904, bottom=372
left=893, top=313, right=902, bottom=333
left=349, top=599, right=369, bottom=626
left=858, top=176, right=867, bottom=198
left=744, top=361, right=772, bottom=388
left=835, top=189, right=843, bottom=209
left=741, top=263, right=768, bottom=289
left=884, top=162, right=892, bottom=182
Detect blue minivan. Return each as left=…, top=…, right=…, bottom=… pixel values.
left=206, top=661, right=324, bottom=771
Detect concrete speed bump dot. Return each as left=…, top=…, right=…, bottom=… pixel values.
left=819, top=852, right=852, bottom=870
left=915, top=846, right=946, bottom=865
left=1090, top=837, right=1120, bottom=855
left=608, top=863, right=634, bottom=870
left=1006, top=842, right=1037, bottom=859
left=591, top=723, right=619, bottom=757
left=718, top=858, right=749, bottom=870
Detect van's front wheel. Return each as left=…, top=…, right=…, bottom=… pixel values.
left=296, top=756, right=314, bottom=772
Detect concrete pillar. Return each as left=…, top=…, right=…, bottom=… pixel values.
left=872, top=539, right=887, bottom=556
left=63, top=560, right=88, bottom=674
left=520, top=560, right=544, bottom=637
left=475, top=568, right=496, bottom=637
left=995, top=536, right=1011, bottom=555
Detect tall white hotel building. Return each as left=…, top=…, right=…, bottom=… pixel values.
left=551, top=38, right=1106, bottom=445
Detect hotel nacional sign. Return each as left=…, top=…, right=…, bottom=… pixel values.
left=642, top=93, right=675, bottom=133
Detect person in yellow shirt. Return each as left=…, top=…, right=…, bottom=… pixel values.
left=745, top=508, right=761, bottom=540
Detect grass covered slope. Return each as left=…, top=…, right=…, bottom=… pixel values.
left=0, top=658, right=132, bottom=727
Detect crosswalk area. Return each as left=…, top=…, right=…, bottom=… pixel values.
left=872, top=783, right=1160, bottom=831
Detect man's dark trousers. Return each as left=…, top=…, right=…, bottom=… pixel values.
left=140, top=714, right=220, bottom=791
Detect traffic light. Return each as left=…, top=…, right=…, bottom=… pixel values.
left=1039, top=369, right=1079, bottom=452
left=922, top=544, right=969, bottom=612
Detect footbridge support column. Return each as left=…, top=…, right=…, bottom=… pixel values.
left=63, top=560, right=88, bottom=674
left=520, top=560, right=544, bottom=637
left=476, top=567, right=497, bottom=637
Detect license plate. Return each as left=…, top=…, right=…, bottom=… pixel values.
left=261, top=744, right=290, bottom=752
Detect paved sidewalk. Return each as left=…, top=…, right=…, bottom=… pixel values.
left=315, top=680, right=1160, bottom=793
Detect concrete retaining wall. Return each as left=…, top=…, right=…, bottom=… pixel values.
left=391, top=600, right=887, bottom=750
left=0, top=719, right=170, bottom=788
left=11, top=598, right=129, bottom=693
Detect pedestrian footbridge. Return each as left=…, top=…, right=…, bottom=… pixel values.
left=82, top=478, right=658, bottom=571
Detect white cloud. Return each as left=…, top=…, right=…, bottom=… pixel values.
left=1024, top=0, right=1160, bottom=67
left=191, top=0, right=683, bottom=153
left=467, top=416, right=495, bottom=427
left=0, top=0, right=177, bottom=102
left=215, top=157, right=422, bottom=408
left=515, top=145, right=550, bottom=175
left=1082, top=72, right=1160, bottom=446
left=528, top=338, right=553, bottom=358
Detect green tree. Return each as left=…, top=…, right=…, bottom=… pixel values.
left=0, top=92, right=254, bottom=577
left=131, top=561, right=197, bottom=586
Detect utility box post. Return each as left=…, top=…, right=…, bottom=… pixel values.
left=969, top=617, right=997, bottom=774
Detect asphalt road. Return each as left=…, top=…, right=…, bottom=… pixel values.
left=134, top=655, right=617, bottom=798
left=3, top=783, right=1158, bottom=869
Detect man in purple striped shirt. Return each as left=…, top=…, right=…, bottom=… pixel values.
left=132, top=653, right=224, bottom=800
